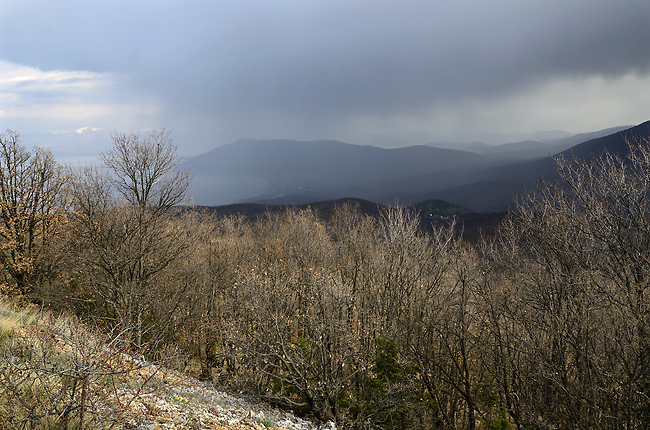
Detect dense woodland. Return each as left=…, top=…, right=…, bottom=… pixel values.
left=0, top=128, right=649, bottom=429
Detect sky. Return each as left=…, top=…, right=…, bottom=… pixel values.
left=1, top=0, right=649, bottom=160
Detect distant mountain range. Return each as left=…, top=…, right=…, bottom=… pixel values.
left=427, top=125, right=630, bottom=160
left=183, top=139, right=485, bottom=206
left=181, top=120, right=650, bottom=212
left=429, top=120, right=650, bottom=211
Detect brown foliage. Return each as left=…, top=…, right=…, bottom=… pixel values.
left=0, top=130, right=69, bottom=297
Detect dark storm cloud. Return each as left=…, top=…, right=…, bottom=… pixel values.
left=211, top=1, right=649, bottom=113
left=1, top=0, right=649, bottom=147
left=146, top=0, right=650, bottom=136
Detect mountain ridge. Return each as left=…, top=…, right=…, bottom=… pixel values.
left=181, top=121, right=650, bottom=212
left=424, top=120, right=650, bottom=211
left=182, top=138, right=486, bottom=206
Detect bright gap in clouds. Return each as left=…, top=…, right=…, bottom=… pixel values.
left=0, top=60, right=161, bottom=134
left=471, top=72, right=650, bottom=135
left=75, top=127, right=103, bottom=134
left=335, top=72, right=650, bottom=145
left=0, top=61, right=104, bottom=87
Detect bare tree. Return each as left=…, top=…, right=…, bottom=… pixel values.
left=71, top=129, right=192, bottom=346
left=101, top=129, right=191, bottom=215
left=486, top=137, right=650, bottom=428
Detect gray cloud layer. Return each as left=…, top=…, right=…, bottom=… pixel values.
left=1, top=0, right=649, bottom=151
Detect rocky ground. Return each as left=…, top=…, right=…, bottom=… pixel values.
left=0, top=304, right=336, bottom=430
left=114, top=367, right=336, bottom=430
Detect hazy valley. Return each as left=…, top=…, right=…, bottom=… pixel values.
left=181, top=122, right=646, bottom=212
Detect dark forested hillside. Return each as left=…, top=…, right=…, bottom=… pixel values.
left=198, top=197, right=504, bottom=243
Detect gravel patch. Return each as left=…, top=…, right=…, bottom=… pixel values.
left=116, top=368, right=336, bottom=430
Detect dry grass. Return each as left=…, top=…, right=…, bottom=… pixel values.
left=0, top=297, right=169, bottom=429
left=0, top=298, right=37, bottom=340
